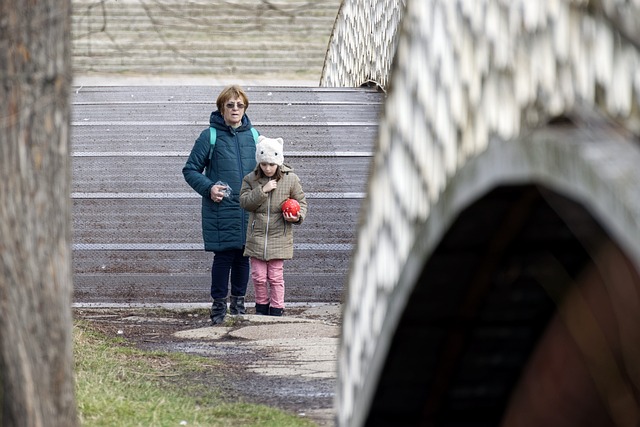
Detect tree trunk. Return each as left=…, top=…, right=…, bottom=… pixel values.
left=0, top=0, right=78, bottom=425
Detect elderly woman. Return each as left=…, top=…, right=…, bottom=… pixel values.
left=182, top=85, right=260, bottom=324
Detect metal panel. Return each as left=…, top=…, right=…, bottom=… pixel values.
left=71, top=85, right=383, bottom=303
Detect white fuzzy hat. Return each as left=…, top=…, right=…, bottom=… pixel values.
left=255, top=135, right=284, bottom=166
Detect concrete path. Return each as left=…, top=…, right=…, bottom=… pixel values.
left=174, top=304, right=341, bottom=425
left=174, top=304, right=341, bottom=379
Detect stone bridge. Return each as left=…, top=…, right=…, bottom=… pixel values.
left=322, top=0, right=640, bottom=426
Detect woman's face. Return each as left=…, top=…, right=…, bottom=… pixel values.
left=222, top=96, right=246, bottom=127
left=260, top=162, right=278, bottom=178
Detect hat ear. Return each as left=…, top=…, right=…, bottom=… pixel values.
left=258, top=135, right=267, bottom=143
left=276, top=137, right=284, bottom=147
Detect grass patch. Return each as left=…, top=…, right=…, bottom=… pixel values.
left=74, top=321, right=316, bottom=427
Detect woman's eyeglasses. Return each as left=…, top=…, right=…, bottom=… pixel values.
left=225, top=102, right=245, bottom=110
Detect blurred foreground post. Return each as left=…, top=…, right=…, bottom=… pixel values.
left=0, top=1, right=78, bottom=425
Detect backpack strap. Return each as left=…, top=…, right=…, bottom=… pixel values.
left=208, top=127, right=217, bottom=161
left=250, top=127, right=259, bottom=143
left=209, top=127, right=217, bottom=146
left=209, top=126, right=259, bottom=160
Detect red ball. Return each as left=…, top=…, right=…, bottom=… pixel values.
left=282, top=198, right=300, bottom=216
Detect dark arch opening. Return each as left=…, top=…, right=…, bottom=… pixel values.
left=365, top=184, right=640, bottom=427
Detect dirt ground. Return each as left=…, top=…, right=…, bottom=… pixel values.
left=74, top=304, right=342, bottom=426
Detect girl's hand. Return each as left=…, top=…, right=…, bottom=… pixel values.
left=283, top=211, right=299, bottom=222
left=263, top=179, right=277, bottom=193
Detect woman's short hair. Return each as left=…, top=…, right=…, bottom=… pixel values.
left=216, top=85, right=250, bottom=112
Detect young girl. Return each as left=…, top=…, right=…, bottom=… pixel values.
left=239, top=135, right=307, bottom=316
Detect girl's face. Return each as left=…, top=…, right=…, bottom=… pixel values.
left=260, top=162, right=278, bottom=178
left=222, top=96, right=245, bottom=127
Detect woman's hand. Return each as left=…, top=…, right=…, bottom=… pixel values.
left=210, top=184, right=227, bottom=203
left=283, top=211, right=299, bottom=222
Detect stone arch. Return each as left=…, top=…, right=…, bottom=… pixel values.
left=354, top=118, right=640, bottom=426
left=328, top=1, right=640, bottom=426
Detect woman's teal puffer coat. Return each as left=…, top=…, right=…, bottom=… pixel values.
left=182, top=111, right=258, bottom=252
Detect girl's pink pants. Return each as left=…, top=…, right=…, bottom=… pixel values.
left=250, top=257, right=285, bottom=309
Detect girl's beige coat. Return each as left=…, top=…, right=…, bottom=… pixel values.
left=240, top=164, right=307, bottom=260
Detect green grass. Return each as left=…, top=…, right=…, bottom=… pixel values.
left=74, top=321, right=317, bottom=427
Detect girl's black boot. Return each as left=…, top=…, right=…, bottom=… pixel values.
left=255, top=303, right=269, bottom=315
left=269, top=307, right=284, bottom=317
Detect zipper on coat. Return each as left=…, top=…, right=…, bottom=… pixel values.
left=263, top=191, right=271, bottom=259
left=232, top=130, right=249, bottom=240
